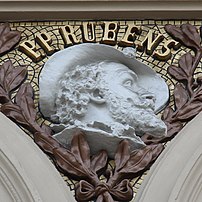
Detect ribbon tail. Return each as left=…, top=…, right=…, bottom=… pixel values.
left=110, top=179, right=133, bottom=201
left=75, top=180, right=95, bottom=202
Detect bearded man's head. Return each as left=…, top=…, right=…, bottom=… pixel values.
left=50, top=61, right=166, bottom=137
left=39, top=44, right=169, bottom=156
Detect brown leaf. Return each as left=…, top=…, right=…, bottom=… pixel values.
left=1, top=102, right=27, bottom=126
left=120, top=144, right=163, bottom=174
left=166, top=121, right=183, bottom=138
left=177, top=102, right=202, bottom=121
left=1, top=102, right=40, bottom=133
left=114, top=140, right=130, bottom=172
left=0, top=86, right=9, bottom=103
left=181, top=24, right=201, bottom=51
left=165, top=25, right=187, bottom=44
left=71, top=131, right=91, bottom=169
left=0, top=23, right=9, bottom=36
left=194, top=90, right=202, bottom=102
left=149, top=144, right=164, bottom=161
left=0, top=23, right=21, bottom=55
left=0, top=60, right=13, bottom=91
left=0, top=60, right=27, bottom=93
left=193, top=83, right=202, bottom=101
left=41, top=123, right=52, bottom=135
left=178, top=53, right=194, bottom=77
left=165, top=24, right=201, bottom=52
left=15, top=83, right=37, bottom=124
left=168, top=65, right=187, bottom=81
left=6, top=66, right=27, bottom=92
left=53, top=147, right=90, bottom=179
left=91, top=150, right=108, bottom=174
left=34, top=132, right=60, bottom=154
left=162, top=106, right=174, bottom=121
left=174, top=83, right=188, bottom=110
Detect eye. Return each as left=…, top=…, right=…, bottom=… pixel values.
left=123, top=79, right=133, bottom=87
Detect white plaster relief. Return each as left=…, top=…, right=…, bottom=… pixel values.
left=39, top=43, right=169, bottom=157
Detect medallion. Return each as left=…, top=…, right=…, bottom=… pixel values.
left=0, top=20, right=202, bottom=201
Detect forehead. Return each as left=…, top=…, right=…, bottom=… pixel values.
left=100, top=61, right=137, bottom=78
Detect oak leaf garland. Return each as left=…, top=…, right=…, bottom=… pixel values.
left=142, top=23, right=202, bottom=145
left=113, top=142, right=164, bottom=178
left=0, top=60, right=27, bottom=103
left=71, top=131, right=91, bottom=170
left=53, top=145, right=92, bottom=180
left=165, top=23, right=201, bottom=52
left=34, top=131, right=60, bottom=154
left=0, top=60, right=27, bottom=92
left=0, top=23, right=21, bottom=55
left=90, top=150, right=108, bottom=176
left=75, top=139, right=163, bottom=202
left=0, top=60, right=164, bottom=202
left=114, top=139, right=130, bottom=172
left=0, top=22, right=166, bottom=200
left=176, top=102, right=202, bottom=121
left=1, top=103, right=29, bottom=126
left=15, top=83, right=37, bottom=125
left=168, top=53, right=194, bottom=83
left=3, top=22, right=202, bottom=201
left=181, top=24, right=201, bottom=51
left=174, top=83, right=188, bottom=110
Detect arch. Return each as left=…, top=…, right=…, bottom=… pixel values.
left=0, top=113, right=75, bottom=202
left=135, top=112, right=202, bottom=202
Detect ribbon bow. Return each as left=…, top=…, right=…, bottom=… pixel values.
left=75, top=179, right=133, bottom=201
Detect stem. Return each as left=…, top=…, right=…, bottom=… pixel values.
left=187, top=50, right=202, bottom=96
left=187, top=77, right=193, bottom=97
left=192, top=49, right=202, bottom=72
left=171, top=49, right=202, bottom=121
left=107, top=172, right=123, bottom=188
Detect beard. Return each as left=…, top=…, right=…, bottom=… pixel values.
left=106, top=93, right=167, bottom=137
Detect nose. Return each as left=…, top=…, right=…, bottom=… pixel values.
left=138, top=87, right=156, bottom=101
left=141, top=93, right=156, bottom=101
left=138, top=88, right=156, bottom=110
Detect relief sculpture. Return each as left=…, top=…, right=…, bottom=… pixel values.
left=39, top=43, right=168, bottom=157
left=1, top=21, right=202, bottom=202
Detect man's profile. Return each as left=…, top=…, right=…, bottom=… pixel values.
left=39, top=44, right=169, bottom=157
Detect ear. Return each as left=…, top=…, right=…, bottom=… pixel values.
left=89, top=88, right=106, bottom=104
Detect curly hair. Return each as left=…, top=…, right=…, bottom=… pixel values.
left=51, top=62, right=106, bottom=124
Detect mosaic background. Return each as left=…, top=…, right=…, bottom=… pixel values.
left=1, top=20, right=202, bottom=201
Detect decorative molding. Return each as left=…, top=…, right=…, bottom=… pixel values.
left=0, top=112, right=75, bottom=202
left=0, top=1, right=202, bottom=20
left=168, top=145, right=202, bottom=202
left=135, top=112, right=202, bottom=202
left=0, top=145, right=41, bottom=202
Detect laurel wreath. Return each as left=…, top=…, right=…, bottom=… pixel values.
left=0, top=22, right=202, bottom=202
left=142, top=23, right=202, bottom=145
